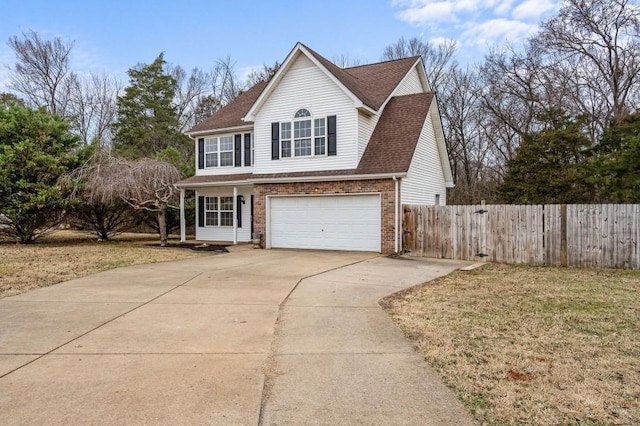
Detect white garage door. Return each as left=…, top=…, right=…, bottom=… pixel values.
left=269, top=194, right=381, bottom=252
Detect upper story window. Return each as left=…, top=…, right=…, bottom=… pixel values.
left=205, top=136, right=234, bottom=167
left=271, top=114, right=336, bottom=161
left=280, top=109, right=326, bottom=158
left=197, top=133, right=252, bottom=170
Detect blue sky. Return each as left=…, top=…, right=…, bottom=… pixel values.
left=0, top=0, right=560, bottom=91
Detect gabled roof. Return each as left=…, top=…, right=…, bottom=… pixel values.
left=301, top=44, right=420, bottom=110
left=188, top=43, right=423, bottom=134
left=357, top=92, right=434, bottom=174
left=243, top=42, right=423, bottom=123
left=188, top=81, right=268, bottom=134
left=176, top=92, right=438, bottom=188
left=304, top=44, right=419, bottom=110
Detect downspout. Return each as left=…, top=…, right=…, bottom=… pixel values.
left=393, top=176, right=399, bottom=254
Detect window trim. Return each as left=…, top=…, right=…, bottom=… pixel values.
left=203, top=134, right=252, bottom=168
left=203, top=196, right=234, bottom=227
left=280, top=109, right=327, bottom=159
left=204, top=136, right=234, bottom=168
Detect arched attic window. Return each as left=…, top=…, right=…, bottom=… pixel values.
left=294, top=108, right=311, bottom=118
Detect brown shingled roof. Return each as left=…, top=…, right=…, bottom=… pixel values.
left=188, top=81, right=268, bottom=133
left=302, top=44, right=419, bottom=110
left=302, top=44, right=420, bottom=110
left=188, top=44, right=422, bottom=134
left=176, top=92, right=434, bottom=187
left=357, top=92, right=434, bottom=174
left=175, top=173, right=253, bottom=186
left=344, top=57, right=420, bottom=110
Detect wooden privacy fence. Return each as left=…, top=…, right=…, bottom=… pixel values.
left=403, top=204, right=640, bottom=269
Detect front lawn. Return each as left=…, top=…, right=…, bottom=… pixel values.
left=0, top=230, right=211, bottom=299
left=381, top=263, right=640, bottom=425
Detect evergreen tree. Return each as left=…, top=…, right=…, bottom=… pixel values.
left=500, top=113, right=593, bottom=204
left=112, top=53, right=190, bottom=160
left=589, top=113, right=640, bottom=202
left=0, top=104, right=80, bottom=242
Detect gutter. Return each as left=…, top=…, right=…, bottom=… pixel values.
left=174, top=172, right=408, bottom=189
left=187, top=124, right=254, bottom=137
left=249, top=172, right=407, bottom=184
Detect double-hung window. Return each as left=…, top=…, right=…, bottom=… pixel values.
left=280, top=109, right=326, bottom=158
left=204, top=136, right=234, bottom=167
left=314, top=118, right=326, bottom=155
left=281, top=122, right=292, bottom=158
left=204, top=196, right=234, bottom=227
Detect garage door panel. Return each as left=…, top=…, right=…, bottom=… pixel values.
left=270, top=195, right=381, bottom=252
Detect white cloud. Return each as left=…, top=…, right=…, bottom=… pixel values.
left=461, top=18, right=539, bottom=46
left=395, top=0, right=482, bottom=24
left=512, top=0, right=558, bottom=20
left=392, top=0, right=561, bottom=60
left=397, top=2, right=455, bottom=24
left=429, top=36, right=457, bottom=47
left=494, top=0, right=515, bottom=15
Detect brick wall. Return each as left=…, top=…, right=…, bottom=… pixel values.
left=253, top=178, right=399, bottom=254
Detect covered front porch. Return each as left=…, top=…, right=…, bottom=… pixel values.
left=176, top=180, right=254, bottom=246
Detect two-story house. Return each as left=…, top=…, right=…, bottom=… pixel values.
left=175, top=42, right=453, bottom=254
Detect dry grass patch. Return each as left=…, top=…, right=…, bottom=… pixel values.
left=381, top=263, right=640, bottom=425
left=0, top=230, right=212, bottom=299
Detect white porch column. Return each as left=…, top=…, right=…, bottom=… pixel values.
left=179, top=188, right=186, bottom=243
left=233, top=186, right=238, bottom=245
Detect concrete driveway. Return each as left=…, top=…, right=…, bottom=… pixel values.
left=0, top=246, right=475, bottom=425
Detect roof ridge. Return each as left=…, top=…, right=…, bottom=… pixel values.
left=343, top=55, right=420, bottom=71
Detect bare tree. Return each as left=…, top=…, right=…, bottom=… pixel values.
left=7, top=30, right=75, bottom=115
left=382, top=36, right=457, bottom=90
left=534, top=0, right=640, bottom=123
left=168, top=64, right=211, bottom=132
left=332, top=54, right=362, bottom=68
left=211, top=55, right=242, bottom=106
left=188, top=56, right=244, bottom=127
left=245, top=61, right=281, bottom=86
left=440, top=66, right=498, bottom=203
left=67, top=73, right=121, bottom=147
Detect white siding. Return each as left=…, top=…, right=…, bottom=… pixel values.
left=402, top=104, right=447, bottom=205
left=357, top=111, right=380, bottom=162
left=195, top=133, right=254, bottom=176
left=253, top=52, right=359, bottom=174
left=391, top=67, right=424, bottom=97
left=195, top=186, right=253, bottom=242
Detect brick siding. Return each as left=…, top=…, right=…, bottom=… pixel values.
left=253, top=178, right=399, bottom=254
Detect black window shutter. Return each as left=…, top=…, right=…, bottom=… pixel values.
left=236, top=196, right=243, bottom=228
left=327, top=115, right=337, bottom=156
left=234, top=134, right=242, bottom=167
left=198, top=138, right=205, bottom=169
left=244, top=133, right=252, bottom=167
left=271, top=122, right=280, bottom=160
left=198, top=196, right=205, bottom=226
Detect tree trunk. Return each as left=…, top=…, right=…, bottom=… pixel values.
left=157, top=205, right=168, bottom=247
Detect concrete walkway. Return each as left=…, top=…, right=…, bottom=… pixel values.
left=0, top=247, right=475, bottom=425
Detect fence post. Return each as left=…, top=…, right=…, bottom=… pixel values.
left=561, top=204, right=567, bottom=267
